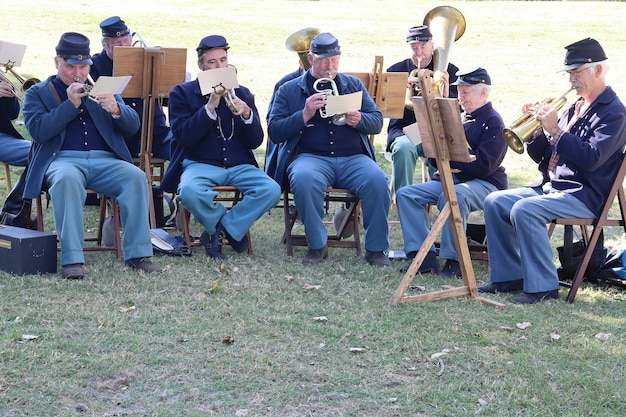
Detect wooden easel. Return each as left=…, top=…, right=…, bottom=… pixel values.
left=113, top=46, right=186, bottom=227
left=390, top=70, right=504, bottom=308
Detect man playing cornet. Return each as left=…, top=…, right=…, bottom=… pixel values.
left=268, top=32, right=391, bottom=266
left=479, top=38, right=626, bottom=304
left=161, top=35, right=280, bottom=259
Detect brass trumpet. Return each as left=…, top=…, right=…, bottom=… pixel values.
left=1, top=63, right=40, bottom=102
left=503, top=87, right=574, bottom=154
left=75, top=76, right=98, bottom=102
left=313, top=77, right=346, bottom=126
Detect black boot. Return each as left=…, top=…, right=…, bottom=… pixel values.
left=0, top=169, right=35, bottom=229
left=1, top=168, right=27, bottom=214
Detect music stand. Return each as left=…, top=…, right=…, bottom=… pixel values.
left=113, top=46, right=187, bottom=228
left=390, top=70, right=504, bottom=308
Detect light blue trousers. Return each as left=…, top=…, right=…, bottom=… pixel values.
left=44, top=151, right=153, bottom=266
left=177, top=161, right=281, bottom=242
left=287, top=154, right=391, bottom=252
left=396, top=177, right=497, bottom=260
left=0, top=134, right=30, bottom=166
left=484, top=187, right=595, bottom=293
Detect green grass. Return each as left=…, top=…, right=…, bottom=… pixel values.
left=2, top=1, right=626, bottom=416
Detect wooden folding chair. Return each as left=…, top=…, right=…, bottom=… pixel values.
left=2, top=162, right=12, bottom=191
left=547, top=152, right=626, bottom=303
left=35, top=190, right=122, bottom=258
left=282, top=187, right=362, bottom=256
left=178, top=186, right=253, bottom=254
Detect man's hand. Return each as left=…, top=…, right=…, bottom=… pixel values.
left=67, top=82, right=87, bottom=108
left=0, top=80, right=15, bottom=98
left=303, top=92, right=326, bottom=123
left=94, top=93, right=120, bottom=116
left=343, top=110, right=361, bottom=127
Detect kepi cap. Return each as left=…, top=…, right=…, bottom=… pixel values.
left=560, top=37, right=607, bottom=72
left=196, top=35, right=229, bottom=58
left=100, top=16, right=130, bottom=38
left=406, top=25, right=432, bottom=43
left=55, top=32, right=92, bottom=65
left=452, top=66, right=491, bottom=86
left=310, top=32, right=341, bottom=58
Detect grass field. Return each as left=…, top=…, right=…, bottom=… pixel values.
left=1, top=1, right=626, bottom=416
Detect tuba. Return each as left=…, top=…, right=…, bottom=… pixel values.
left=404, top=6, right=465, bottom=108
left=285, top=27, right=321, bottom=72
left=503, top=88, right=574, bottom=154
left=313, top=77, right=346, bottom=126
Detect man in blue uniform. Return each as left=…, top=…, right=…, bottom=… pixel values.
left=90, top=16, right=172, bottom=160
left=268, top=32, right=391, bottom=266
left=22, top=32, right=162, bottom=279
left=161, top=35, right=281, bottom=259
left=396, top=67, right=507, bottom=277
left=479, top=38, right=626, bottom=303
left=386, top=25, right=459, bottom=192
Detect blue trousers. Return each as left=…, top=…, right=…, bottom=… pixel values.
left=177, top=161, right=281, bottom=242
left=390, top=135, right=433, bottom=192
left=0, top=134, right=30, bottom=166
left=484, top=187, right=595, bottom=293
left=44, top=151, right=153, bottom=266
left=288, top=154, right=390, bottom=252
left=396, top=177, right=497, bottom=260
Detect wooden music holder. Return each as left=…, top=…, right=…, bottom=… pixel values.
left=390, top=70, right=504, bottom=308
left=113, top=46, right=187, bottom=227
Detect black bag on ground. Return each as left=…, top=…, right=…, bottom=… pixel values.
left=150, top=228, right=191, bottom=256
left=596, top=242, right=626, bottom=289
left=556, top=232, right=606, bottom=283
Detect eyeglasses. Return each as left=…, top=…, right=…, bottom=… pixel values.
left=564, top=65, right=592, bottom=78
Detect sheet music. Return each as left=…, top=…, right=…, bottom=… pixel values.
left=197, top=66, right=239, bottom=96
left=89, top=75, right=132, bottom=96
left=0, top=40, right=27, bottom=67
left=402, top=122, right=422, bottom=146
left=325, top=91, right=362, bottom=115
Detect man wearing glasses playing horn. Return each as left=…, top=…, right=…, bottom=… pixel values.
left=386, top=25, right=459, bottom=193
left=479, top=38, right=626, bottom=304
left=268, top=32, right=391, bottom=267
left=161, top=35, right=281, bottom=259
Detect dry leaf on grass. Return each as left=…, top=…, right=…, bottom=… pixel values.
left=21, top=334, right=38, bottom=341
left=313, top=316, right=328, bottom=322
left=208, top=280, right=219, bottom=293
left=595, top=332, right=612, bottom=341
left=550, top=333, right=561, bottom=340
left=303, top=284, right=321, bottom=291
left=222, top=335, right=235, bottom=344
left=118, top=305, right=136, bottom=313
left=516, top=321, right=531, bottom=330
left=349, top=347, right=365, bottom=353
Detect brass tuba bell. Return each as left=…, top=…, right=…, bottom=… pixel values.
left=424, top=5, right=465, bottom=97
left=285, top=27, right=321, bottom=72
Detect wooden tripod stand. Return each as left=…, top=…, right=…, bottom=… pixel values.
left=114, top=46, right=186, bottom=228
left=390, top=70, right=504, bottom=308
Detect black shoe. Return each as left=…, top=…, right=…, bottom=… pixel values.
left=510, top=289, right=559, bottom=304
left=200, top=226, right=225, bottom=259
left=398, top=251, right=439, bottom=273
left=223, top=227, right=249, bottom=253
left=439, top=259, right=461, bottom=278
left=302, top=246, right=328, bottom=265
left=62, top=263, right=85, bottom=279
left=365, top=250, right=391, bottom=267
left=125, top=257, right=163, bottom=273
left=478, top=279, right=524, bottom=294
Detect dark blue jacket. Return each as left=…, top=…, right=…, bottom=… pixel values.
left=91, top=50, right=170, bottom=158
left=0, top=95, right=23, bottom=139
left=267, top=71, right=383, bottom=189
left=527, top=86, right=626, bottom=216
left=21, top=75, right=140, bottom=199
left=430, top=101, right=508, bottom=190
left=385, top=58, right=459, bottom=151
left=160, top=79, right=263, bottom=193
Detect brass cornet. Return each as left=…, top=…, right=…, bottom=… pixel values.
left=313, top=77, right=346, bottom=126
left=404, top=57, right=422, bottom=109
left=75, top=76, right=98, bottom=102
left=503, top=87, right=574, bottom=154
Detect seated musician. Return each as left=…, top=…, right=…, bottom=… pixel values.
left=160, top=35, right=280, bottom=259
left=478, top=38, right=626, bottom=304
left=396, top=67, right=507, bottom=277
left=21, top=32, right=162, bottom=279
left=267, top=32, right=391, bottom=267
left=386, top=25, right=459, bottom=192
left=90, top=16, right=172, bottom=160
